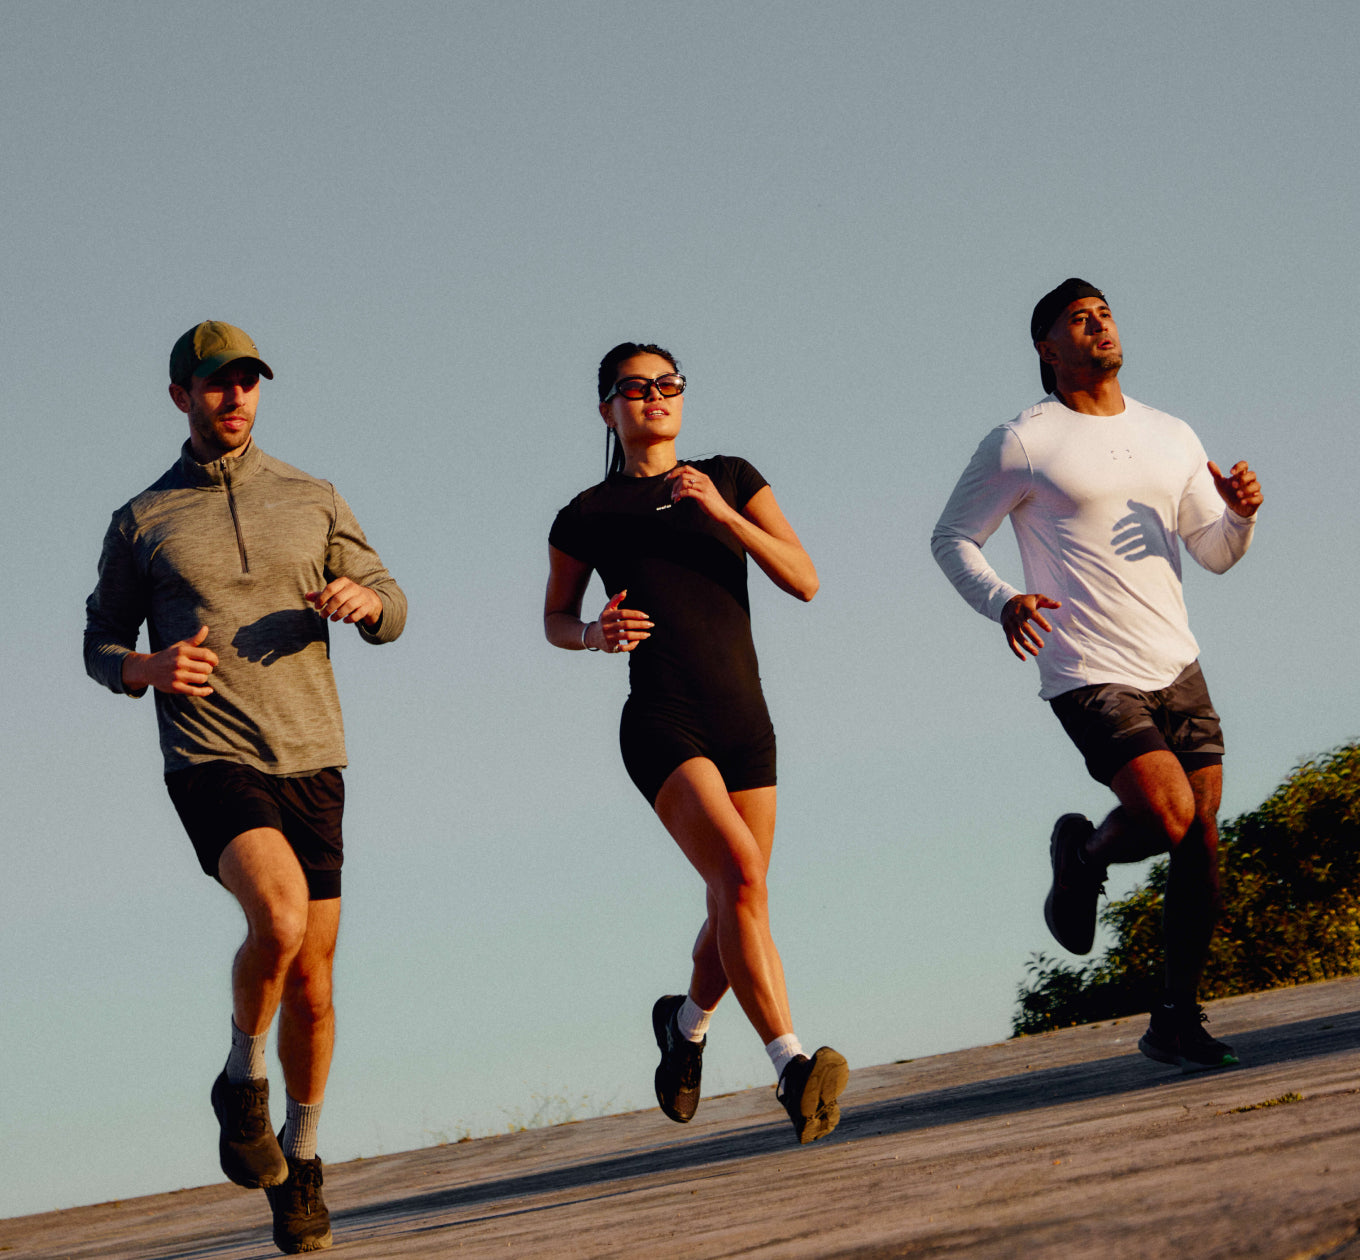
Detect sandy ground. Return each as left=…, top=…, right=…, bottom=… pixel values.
left=7, top=976, right=1360, bottom=1259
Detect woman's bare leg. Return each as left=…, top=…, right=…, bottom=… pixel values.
left=654, top=759, right=791, bottom=1043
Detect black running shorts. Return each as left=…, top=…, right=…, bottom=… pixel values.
left=164, top=761, right=345, bottom=899
left=619, top=698, right=777, bottom=807
left=1049, top=661, right=1224, bottom=787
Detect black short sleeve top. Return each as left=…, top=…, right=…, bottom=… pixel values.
left=550, top=455, right=769, bottom=710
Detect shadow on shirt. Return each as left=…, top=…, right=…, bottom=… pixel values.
left=232, top=609, right=328, bottom=665
left=1112, top=500, right=1176, bottom=565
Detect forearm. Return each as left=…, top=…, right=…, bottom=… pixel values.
left=930, top=531, right=1021, bottom=621
left=544, top=610, right=599, bottom=651
left=357, top=579, right=407, bottom=642
left=328, top=490, right=407, bottom=643
left=931, top=424, right=1030, bottom=618
left=119, top=650, right=155, bottom=694
left=85, top=519, right=150, bottom=695
left=84, top=633, right=144, bottom=696
left=1183, top=508, right=1255, bottom=575
left=725, top=513, right=818, bottom=600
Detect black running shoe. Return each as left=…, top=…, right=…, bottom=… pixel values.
left=652, top=994, right=705, bottom=1123
left=1138, top=1001, right=1239, bottom=1074
left=777, top=1047, right=849, bottom=1144
left=265, top=1148, right=333, bottom=1254
left=1043, top=814, right=1105, bottom=955
left=211, top=1071, right=288, bottom=1189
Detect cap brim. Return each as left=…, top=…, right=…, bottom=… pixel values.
left=193, top=352, right=273, bottom=380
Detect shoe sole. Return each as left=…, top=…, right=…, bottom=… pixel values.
left=221, top=1156, right=289, bottom=1190
left=1137, top=1033, right=1180, bottom=1067
left=1044, top=815, right=1097, bottom=955
left=1178, top=1051, right=1241, bottom=1075
left=789, top=1048, right=849, bottom=1144
left=273, top=1227, right=333, bottom=1253
left=1138, top=1033, right=1240, bottom=1074
left=217, top=1137, right=289, bottom=1190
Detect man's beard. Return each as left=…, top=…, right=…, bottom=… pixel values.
left=190, top=403, right=253, bottom=457
left=1093, top=348, right=1123, bottom=373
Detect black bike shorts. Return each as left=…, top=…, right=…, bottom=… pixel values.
left=619, top=697, right=777, bottom=807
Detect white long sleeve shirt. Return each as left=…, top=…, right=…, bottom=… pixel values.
left=931, top=395, right=1255, bottom=699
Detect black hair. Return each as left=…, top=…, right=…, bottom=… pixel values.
left=597, top=341, right=681, bottom=477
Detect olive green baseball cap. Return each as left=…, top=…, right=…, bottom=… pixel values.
left=169, top=321, right=274, bottom=386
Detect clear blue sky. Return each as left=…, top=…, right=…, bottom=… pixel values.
left=3, top=0, right=1356, bottom=1220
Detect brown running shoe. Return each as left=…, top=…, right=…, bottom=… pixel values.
left=211, top=1071, right=288, bottom=1189
left=265, top=1148, right=333, bottom=1253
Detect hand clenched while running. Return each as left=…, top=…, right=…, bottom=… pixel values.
left=667, top=465, right=736, bottom=525
left=590, top=589, right=653, bottom=653
left=305, top=577, right=384, bottom=626
left=122, top=624, right=218, bottom=696
left=1207, top=459, right=1263, bottom=518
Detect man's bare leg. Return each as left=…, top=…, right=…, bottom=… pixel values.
left=1088, top=752, right=1221, bottom=995
left=219, top=828, right=313, bottom=1037
left=210, top=827, right=311, bottom=1189
left=1086, top=753, right=1234, bottom=1069
left=277, top=898, right=340, bottom=1107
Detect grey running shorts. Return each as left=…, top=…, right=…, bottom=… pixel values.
left=165, top=762, right=344, bottom=899
left=1048, top=661, right=1224, bottom=787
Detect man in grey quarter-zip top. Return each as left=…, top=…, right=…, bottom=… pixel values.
left=84, top=321, right=406, bottom=1255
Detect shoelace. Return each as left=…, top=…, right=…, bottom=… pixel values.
left=676, top=1045, right=703, bottom=1088
left=232, top=1084, right=270, bottom=1138
left=292, top=1162, right=322, bottom=1213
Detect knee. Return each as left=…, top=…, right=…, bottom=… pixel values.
left=713, top=861, right=769, bottom=918
left=246, top=900, right=310, bottom=970
left=1168, top=814, right=1218, bottom=884
left=1152, top=792, right=1197, bottom=847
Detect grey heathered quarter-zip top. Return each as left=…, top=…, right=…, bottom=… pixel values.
left=84, top=440, right=407, bottom=776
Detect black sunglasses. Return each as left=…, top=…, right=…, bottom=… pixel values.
left=603, top=373, right=686, bottom=403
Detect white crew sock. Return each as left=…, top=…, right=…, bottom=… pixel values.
left=766, top=1033, right=804, bottom=1084
left=677, top=996, right=713, bottom=1042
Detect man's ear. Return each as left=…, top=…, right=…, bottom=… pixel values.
left=169, top=382, right=191, bottom=414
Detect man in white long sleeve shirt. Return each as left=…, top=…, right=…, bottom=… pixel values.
left=931, top=279, right=1262, bottom=1073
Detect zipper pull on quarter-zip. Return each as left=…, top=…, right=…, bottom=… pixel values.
left=222, top=461, right=250, bottom=573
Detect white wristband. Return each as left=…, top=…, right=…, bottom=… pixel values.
left=582, top=621, right=600, bottom=651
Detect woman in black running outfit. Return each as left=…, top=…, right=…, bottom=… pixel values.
left=544, top=342, right=847, bottom=1144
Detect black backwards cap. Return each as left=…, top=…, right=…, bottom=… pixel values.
left=1030, top=278, right=1105, bottom=395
